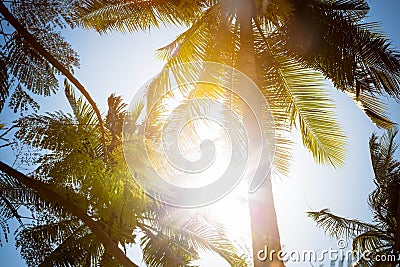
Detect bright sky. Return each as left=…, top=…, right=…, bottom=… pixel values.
left=1, top=1, right=400, bottom=266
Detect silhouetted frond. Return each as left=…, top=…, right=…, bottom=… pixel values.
left=1, top=1, right=79, bottom=112
left=0, top=53, right=9, bottom=112
left=307, top=209, right=377, bottom=239
left=8, top=85, right=40, bottom=114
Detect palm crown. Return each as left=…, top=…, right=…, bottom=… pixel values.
left=76, top=0, right=400, bottom=168
left=308, top=129, right=400, bottom=267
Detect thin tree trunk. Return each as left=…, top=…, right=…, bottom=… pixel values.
left=236, top=1, right=284, bottom=266
left=0, top=2, right=108, bottom=159
left=0, top=161, right=138, bottom=267
left=394, top=186, right=400, bottom=261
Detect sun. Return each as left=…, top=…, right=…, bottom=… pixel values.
left=182, top=119, right=252, bottom=243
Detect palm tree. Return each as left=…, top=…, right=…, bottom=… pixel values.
left=308, top=129, right=400, bottom=267
left=0, top=81, right=247, bottom=266
left=0, top=80, right=143, bottom=266
left=76, top=0, right=400, bottom=266
left=0, top=2, right=249, bottom=266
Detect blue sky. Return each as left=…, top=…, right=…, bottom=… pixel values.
left=1, top=1, right=400, bottom=266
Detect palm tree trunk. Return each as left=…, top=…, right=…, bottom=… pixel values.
left=249, top=178, right=283, bottom=267
left=0, top=2, right=108, bottom=159
left=394, top=186, right=400, bottom=260
left=0, top=161, right=138, bottom=267
left=236, top=2, right=283, bottom=266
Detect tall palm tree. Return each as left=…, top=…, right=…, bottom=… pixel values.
left=76, top=1, right=400, bottom=266
left=308, top=128, right=400, bottom=267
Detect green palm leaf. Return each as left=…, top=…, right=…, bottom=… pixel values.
left=259, top=51, right=346, bottom=167
left=75, top=0, right=206, bottom=33
left=315, top=0, right=370, bottom=21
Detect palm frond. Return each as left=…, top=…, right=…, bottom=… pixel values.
left=139, top=215, right=247, bottom=267
left=38, top=227, right=104, bottom=267
left=8, top=85, right=40, bottom=115
left=10, top=0, right=78, bottom=29
left=0, top=0, right=79, bottom=111
left=75, top=0, right=206, bottom=33
left=256, top=0, right=294, bottom=28
left=0, top=53, right=9, bottom=112
left=352, top=230, right=392, bottom=252
left=259, top=52, right=346, bottom=167
left=156, top=3, right=238, bottom=66
left=0, top=183, right=66, bottom=217
left=64, top=80, right=101, bottom=133
left=271, top=129, right=293, bottom=176
left=307, top=209, right=377, bottom=239
left=2, top=27, right=79, bottom=96
left=284, top=0, right=400, bottom=101
left=309, top=130, right=400, bottom=266
left=4, top=32, right=58, bottom=97
left=368, top=129, right=400, bottom=233
left=106, top=94, right=127, bottom=151
left=16, top=220, right=103, bottom=267
left=129, top=101, right=145, bottom=126
left=346, top=89, right=394, bottom=129
left=64, top=79, right=79, bottom=117
left=316, top=0, right=370, bottom=21
left=15, top=112, right=79, bottom=152
left=369, top=128, right=399, bottom=181
left=123, top=101, right=145, bottom=139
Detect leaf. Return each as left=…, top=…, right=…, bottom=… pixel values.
left=316, top=0, right=370, bottom=21
left=0, top=53, right=9, bottom=112
left=307, top=209, right=377, bottom=239
left=285, top=0, right=400, bottom=100
left=346, top=89, right=395, bottom=129
left=139, top=214, right=247, bottom=267
left=10, top=0, right=78, bottom=29
left=8, top=85, right=40, bottom=114
left=75, top=0, right=205, bottom=33
left=259, top=50, right=346, bottom=167
left=3, top=28, right=79, bottom=97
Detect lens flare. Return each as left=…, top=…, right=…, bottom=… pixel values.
left=123, top=61, right=275, bottom=208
